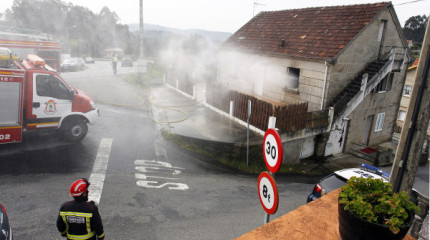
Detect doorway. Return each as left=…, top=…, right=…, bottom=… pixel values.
left=363, top=115, right=374, bottom=146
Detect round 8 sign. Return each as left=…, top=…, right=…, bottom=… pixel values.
left=263, top=128, right=283, bottom=173
left=258, top=171, right=279, bottom=215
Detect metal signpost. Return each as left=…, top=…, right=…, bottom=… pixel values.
left=259, top=128, right=283, bottom=224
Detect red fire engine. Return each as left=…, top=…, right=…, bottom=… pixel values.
left=0, top=31, right=62, bottom=72
left=0, top=49, right=98, bottom=144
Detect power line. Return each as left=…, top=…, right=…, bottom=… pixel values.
left=394, top=0, right=427, bottom=6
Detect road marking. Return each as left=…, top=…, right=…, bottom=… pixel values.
left=134, top=159, right=189, bottom=190
left=135, top=160, right=184, bottom=169
left=135, top=173, right=179, bottom=180
left=136, top=180, right=189, bottom=190
left=134, top=141, right=189, bottom=190
left=135, top=165, right=182, bottom=175
left=88, top=138, right=113, bottom=205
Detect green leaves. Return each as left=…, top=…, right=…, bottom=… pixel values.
left=339, top=177, right=419, bottom=234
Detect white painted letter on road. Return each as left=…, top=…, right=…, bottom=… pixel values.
left=135, top=159, right=188, bottom=191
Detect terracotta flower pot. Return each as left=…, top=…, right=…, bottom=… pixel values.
left=338, top=203, right=414, bottom=240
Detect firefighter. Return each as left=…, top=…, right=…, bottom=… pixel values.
left=112, top=55, right=118, bottom=74
left=57, top=178, right=105, bottom=240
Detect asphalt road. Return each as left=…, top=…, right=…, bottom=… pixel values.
left=0, top=60, right=314, bottom=239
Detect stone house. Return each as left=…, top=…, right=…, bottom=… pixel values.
left=218, top=2, right=409, bottom=163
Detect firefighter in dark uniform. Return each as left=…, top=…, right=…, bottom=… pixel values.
left=57, top=178, right=105, bottom=240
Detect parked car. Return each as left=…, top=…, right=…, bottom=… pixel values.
left=60, top=58, right=81, bottom=72
left=0, top=203, right=13, bottom=240
left=76, top=58, right=85, bottom=70
left=306, top=164, right=389, bottom=203
left=121, top=57, right=133, bottom=67
left=84, top=57, right=95, bottom=64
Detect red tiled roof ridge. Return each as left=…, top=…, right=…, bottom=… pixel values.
left=256, top=2, right=389, bottom=14
left=224, top=2, right=392, bottom=61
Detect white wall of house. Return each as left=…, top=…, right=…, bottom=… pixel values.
left=396, top=68, right=415, bottom=130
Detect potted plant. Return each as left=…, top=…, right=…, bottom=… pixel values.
left=338, top=177, right=419, bottom=240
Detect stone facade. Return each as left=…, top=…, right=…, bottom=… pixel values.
left=331, top=9, right=407, bottom=152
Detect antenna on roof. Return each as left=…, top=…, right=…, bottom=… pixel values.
left=253, top=1, right=267, bottom=17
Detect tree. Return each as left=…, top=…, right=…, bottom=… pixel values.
left=3, top=0, right=138, bottom=58
left=403, top=15, right=428, bottom=43
left=10, top=0, right=68, bottom=35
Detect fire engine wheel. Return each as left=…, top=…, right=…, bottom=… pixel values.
left=61, top=118, right=88, bottom=142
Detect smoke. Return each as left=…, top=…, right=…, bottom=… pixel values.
left=218, top=49, right=299, bottom=99
left=156, top=32, right=300, bottom=105
left=158, top=33, right=220, bottom=83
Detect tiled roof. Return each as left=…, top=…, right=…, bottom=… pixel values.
left=408, top=58, right=419, bottom=71
left=223, top=2, right=390, bottom=60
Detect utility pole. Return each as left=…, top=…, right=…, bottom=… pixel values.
left=389, top=22, right=430, bottom=193
left=139, top=0, right=144, bottom=59
left=137, top=0, right=147, bottom=79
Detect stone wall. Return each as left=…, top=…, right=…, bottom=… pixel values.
left=324, top=9, right=399, bottom=108
left=326, top=8, right=407, bottom=151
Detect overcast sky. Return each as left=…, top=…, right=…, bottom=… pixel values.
left=1, top=0, right=428, bottom=33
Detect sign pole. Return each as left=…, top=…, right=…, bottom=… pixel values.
left=264, top=212, right=270, bottom=224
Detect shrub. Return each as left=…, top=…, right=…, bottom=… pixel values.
left=339, top=177, right=419, bottom=234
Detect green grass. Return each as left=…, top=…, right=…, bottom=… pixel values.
left=161, top=130, right=330, bottom=176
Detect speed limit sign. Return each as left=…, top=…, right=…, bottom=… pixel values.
left=258, top=171, right=279, bottom=215
left=263, top=128, right=283, bottom=173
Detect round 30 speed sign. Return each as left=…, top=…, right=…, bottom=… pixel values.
left=263, top=128, right=283, bottom=173
left=258, top=171, right=279, bottom=215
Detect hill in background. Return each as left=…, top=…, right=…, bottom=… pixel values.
left=128, top=23, right=232, bottom=43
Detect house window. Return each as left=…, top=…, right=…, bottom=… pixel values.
left=375, top=112, right=385, bottom=132
left=398, top=111, right=406, bottom=121
left=377, top=20, right=387, bottom=42
left=375, top=73, right=393, bottom=93
left=286, top=67, right=300, bottom=89
left=403, top=85, right=412, bottom=96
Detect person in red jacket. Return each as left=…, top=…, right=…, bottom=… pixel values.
left=57, top=178, right=105, bottom=240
